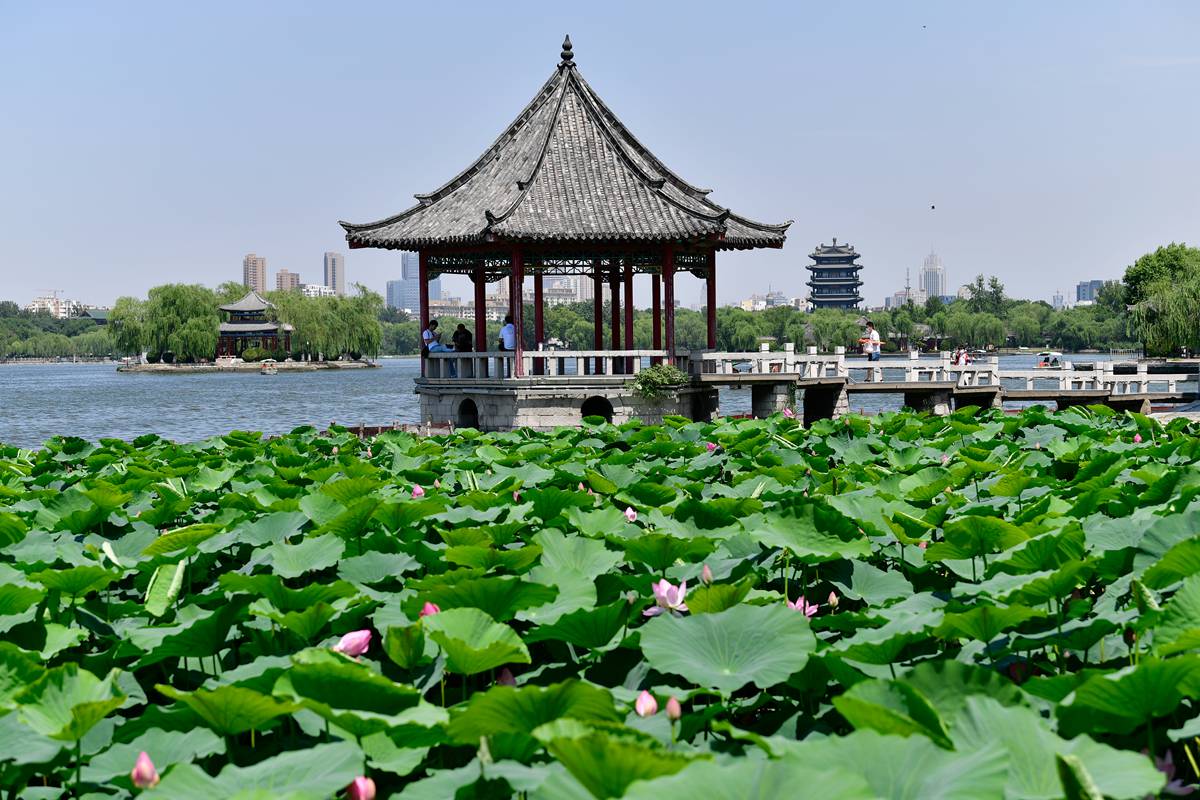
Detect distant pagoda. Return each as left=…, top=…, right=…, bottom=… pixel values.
left=806, top=238, right=863, bottom=310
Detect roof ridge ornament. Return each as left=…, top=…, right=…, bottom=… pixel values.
left=559, top=35, right=574, bottom=68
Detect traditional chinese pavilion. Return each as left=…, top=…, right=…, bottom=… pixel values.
left=216, top=291, right=292, bottom=357
left=340, top=36, right=791, bottom=428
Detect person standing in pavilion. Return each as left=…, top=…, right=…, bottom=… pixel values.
left=860, top=320, right=882, bottom=382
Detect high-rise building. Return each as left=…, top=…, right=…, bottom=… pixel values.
left=401, top=251, right=419, bottom=280
left=386, top=279, right=421, bottom=312
left=243, top=254, right=267, bottom=294
left=806, top=238, right=864, bottom=309
left=1052, top=290, right=1065, bottom=310
left=276, top=269, right=301, bottom=292
left=1076, top=280, right=1105, bottom=303
left=323, top=252, right=345, bottom=296
left=919, top=250, right=947, bottom=300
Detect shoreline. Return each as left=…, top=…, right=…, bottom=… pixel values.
left=116, top=360, right=381, bottom=374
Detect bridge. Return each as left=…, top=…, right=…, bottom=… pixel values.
left=421, top=347, right=1197, bottom=429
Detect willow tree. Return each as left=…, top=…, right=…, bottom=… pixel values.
left=109, top=297, right=148, bottom=356
left=1130, top=272, right=1200, bottom=356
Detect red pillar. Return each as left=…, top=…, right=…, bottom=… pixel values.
left=510, top=249, right=525, bottom=377
left=623, top=258, right=634, bottom=372
left=418, top=250, right=430, bottom=376
left=706, top=250, right=717, bottom=350
left=592, top=260, right=603, bottom=373
left=662, top=246, right=676, bottom=365
left=651, top=272, right=662, bottom=365
left=533, top=271, right=544, bottom=375
left=473, top=266, right=486, bottom=352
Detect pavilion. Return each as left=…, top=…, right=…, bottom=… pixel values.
left=216, top=291, right=292, bottom=358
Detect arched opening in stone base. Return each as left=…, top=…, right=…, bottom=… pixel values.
left=581, top=395, right=615, bottom=424
left=457, top=398, right=480, bottom=429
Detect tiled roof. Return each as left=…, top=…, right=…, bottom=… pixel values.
left=341, top=37, right=790, bottom=252
left=219, top=322, right=291, bottom=334
left=219, top=291, right=272, bottom=313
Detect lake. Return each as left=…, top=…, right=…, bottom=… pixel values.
left=0, top=353, right=1142, bottom=449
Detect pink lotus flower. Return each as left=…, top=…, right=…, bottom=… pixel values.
left=419, top=602, right=441, bottom=618
left=635, top=690, right=658, bottom=717
left=497, top=667, right=516, bottom=686
left=782, top=408, right=796, bottom=419
left=941, top=454, right=950, bottom=465
left=701, top=564, right=713, bottom=586
left=1134, top=433, right=1143, bottom=444
left=665, top=696, right=682, bottom=722
left=366, top=448, right=373, bottom=458
left=347, top=776, right=377, bottom=800
left=513, top=491, right=521, bottom=502
left=1152, top=751, right=1194, bottom=796
left=706, top=441, right=717, bottom=453
left=918, top=540, right=928, bottom=549
left=625, top=506, right=638, bottom=523
left=411, top=484, right=425, bottom=498
left=827, top=590, right=839, bottom=609
left=333, top=629, right=372, bottom=657
left=434, top=479, right=441, bottom=489
left=644, top=579, right=688, bottom=616
left=786, top=596, right=819, bottom=617
left=332, top=446, right=339, bottom=455
left=578, top=482, right=586, bottom=491
left=130, top=751, right=159, bottom=789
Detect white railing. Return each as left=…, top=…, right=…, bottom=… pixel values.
left=424, top=348, right=1193, bottom=397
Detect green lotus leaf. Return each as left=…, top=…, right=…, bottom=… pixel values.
left=82, top=727, right=224, bottom=784
left=532, top=529, right=623, bottom=580
left=1057, top=656, right=1200, bottom=735
left=833, top=679, right=953, bottom=748
left=446, top=680, right=621, bottom=746
left=935, top=603, right=1045, bottom=643
left=273, top=649, right=421, bottom=738
left=337, top=552, right=421, bottom=585
left=29, top=565, right=117, bottom=598
left=144, top=560, right=185, bottom=617
left=0, top=642, right=44, bottom=709
left=621, top=755, right=875, bottom=800
left=1152, top=574, right=1200, bottom=656
left=264, top=534, right=345, bottom=579
left=414, top=575, right=557, bottom=622
left=524, top=601, right=630, bottom=650
left=0, top=512, right=28, bottom=547
left=616, top=533, right=716, bottom=571
left=153, top=741, right=362, bottom=800
left=423, top=607, right=531, bottom=675
left=640, top=603, right=816, bottom=694
left=142, top=523, right=225, bottom=557
left=156, top=684, right=299, bottom=736
left=547, top=731, right=696, bottom=799
left=16, top=664, right=125, bottom=742
left=748, top=506, right=872, bottom=562
left=0, top=583, right=44, bottom=616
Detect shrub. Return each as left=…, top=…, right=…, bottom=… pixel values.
left=631, top=363, right=688, bottom=400
left=240, top=346, right=270, bottom=362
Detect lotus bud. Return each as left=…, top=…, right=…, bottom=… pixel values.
left=918, top=540, right=928, bottom=549
left=665, top=696, right=682, bottom=722
left=130, top=751, right=159, bottom=789
left=626, top=591, right=638, bottom=605
left=1134, top=433, right=1143, bottom=443
left=634, top=690, right=658, bottom=717
left=783, top=407, right=796, bottom=419
left=513, top=491, right=521, bottom=502
left=579, top=482, right=586, bottom=491
left=333, top=629, right=372, bottom=657
left=411, top=484, right=425, bottom=498
left=625, top=506, right=638, bottom=523
left=701, top=564, right=713, bottom=586
left=419, top=601, right=441, bottom=618
left=706, top=441, right=717, bottom=453
left=332, top=446, right=339, bottom=455
left=434, top=479, right=441, bottom=489
left=941, top=454, right=949, bottom=465
left=347, top=776, right=376, bottom=800
left=827, top=590, right=839, bottom=609
left=497, top=667, right=517, bottom=686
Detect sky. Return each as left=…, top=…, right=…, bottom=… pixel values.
left=2, top=1, right=1198, bottom=308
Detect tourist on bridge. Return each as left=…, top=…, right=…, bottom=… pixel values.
left=860, top=320, right=882, bottom=382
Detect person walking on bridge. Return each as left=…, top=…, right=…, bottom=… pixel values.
left=860, top=320, right=882, bottom=382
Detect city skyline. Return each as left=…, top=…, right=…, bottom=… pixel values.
left=3, top=3, right=1196, bottom=308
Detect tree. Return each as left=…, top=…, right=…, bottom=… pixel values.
left=1130, top=271, right=1200, bottom=356
left=924, top=295, right=945, bottom=316
left=143, top=284, right=218, bottom=358
left=169, top=318, right=218, bottom=362
left=1124, top=243, right=1200, bottom=305
left=109, top=297, right=148, bottom=355
left=964, top=274, right=1007, bottom=316
left=1095, top=280, right=1127, bottom=315
left=0, top=301, right=20, bottom=317
left=215, top=281, right=250, bottom=305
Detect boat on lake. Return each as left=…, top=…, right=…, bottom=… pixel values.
left=260, top=359, right=278, bottom=375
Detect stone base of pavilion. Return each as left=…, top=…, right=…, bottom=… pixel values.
left=416, top=377, right=719, bottom=431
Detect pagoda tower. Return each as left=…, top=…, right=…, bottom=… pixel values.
left=806, top=238, right=863, bottom=309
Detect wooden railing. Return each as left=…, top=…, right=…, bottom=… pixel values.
left=425, top=350, right=668, bottom=379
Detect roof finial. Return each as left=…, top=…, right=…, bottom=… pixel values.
left=560, top=34, right=574, bottom=67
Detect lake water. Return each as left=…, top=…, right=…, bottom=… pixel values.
left=0, top=353, right=1149, bottom=449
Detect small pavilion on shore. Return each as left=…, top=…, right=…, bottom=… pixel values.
left=341, top=36, right=791, bottom=381
left=216, top=291, right=292, bottom=358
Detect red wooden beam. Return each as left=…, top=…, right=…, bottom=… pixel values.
left=623, top=257, right=634, bottom=372
left=706, top=250, right=717, bottom=350
left=592, top=259, right=603, bottom=374
left=663, top=245, right=676, bottom=365
left=651, top=272, right=662, bottom=366
left=473, top=266, right=487, bottom=353
left=533, top=271, right=545, bottom=375
left=511, top=248, right=525, bottom=377
left=419, top=250, right=430, bottom=377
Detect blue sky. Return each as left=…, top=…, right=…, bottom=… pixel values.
left=2, top=1, right=1197, bottom=307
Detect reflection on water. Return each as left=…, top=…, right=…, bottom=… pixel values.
left=0, top=353, right=1164, bottom=448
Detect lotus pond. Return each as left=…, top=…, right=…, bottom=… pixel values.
left=3, top=407, right=1200, bottom=798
